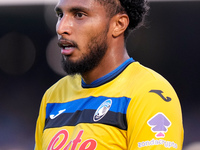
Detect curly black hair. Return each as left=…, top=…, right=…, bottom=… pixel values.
left=120, top=0, right=149, bottom=35
left=96, top=0, right=149, bottom=38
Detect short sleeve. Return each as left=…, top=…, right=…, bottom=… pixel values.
left=126, top=80, right=184, bottom=150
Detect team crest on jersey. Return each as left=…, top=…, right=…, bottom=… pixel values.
left=93, top=99, right=112, bottom=122
left=147, top=112, right=171, bottom=138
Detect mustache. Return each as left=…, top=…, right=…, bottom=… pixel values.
left=57, top=38, right=78, bottom=49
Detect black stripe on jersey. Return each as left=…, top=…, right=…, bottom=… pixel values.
left=44, top=109, right=127, bottom=130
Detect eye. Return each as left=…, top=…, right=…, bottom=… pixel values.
left=75, top=12, right=86, bottom=19
left=56, top=12, right=63, bottom=19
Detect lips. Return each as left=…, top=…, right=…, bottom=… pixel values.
left=58, top=39, right=77, bottom=56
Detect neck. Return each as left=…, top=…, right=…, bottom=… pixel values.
left=81, top=46, right=130, bottom=84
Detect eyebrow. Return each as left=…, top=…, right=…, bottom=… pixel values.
left=55, top=5, right=90, bottom=13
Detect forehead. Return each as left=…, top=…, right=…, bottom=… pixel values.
left=56, top=0, right=101, bottom=10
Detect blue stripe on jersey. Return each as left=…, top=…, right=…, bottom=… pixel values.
left=45, top=96, right=131, bottom=130
left=46, top=96, right=131, bottom=119
left=81, top=58, right=135, bottom=88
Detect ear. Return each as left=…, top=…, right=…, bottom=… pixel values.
left=112, top=13, right=129, bottom=38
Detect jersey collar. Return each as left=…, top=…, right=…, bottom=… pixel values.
left=81, top=58, right=135, bottom=88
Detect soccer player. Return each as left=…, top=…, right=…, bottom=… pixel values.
left=35, top=0, right=184, bottom=149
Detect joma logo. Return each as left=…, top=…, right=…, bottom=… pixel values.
left=149, top=90, right=171, bottom=102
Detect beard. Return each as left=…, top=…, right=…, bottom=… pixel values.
left=61, top=27, right=109, bottom=75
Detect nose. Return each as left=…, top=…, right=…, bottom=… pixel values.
left=56, top=15, right=72, bottom=36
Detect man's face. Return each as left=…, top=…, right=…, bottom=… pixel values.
left=55, top=0, right=111, bottom=75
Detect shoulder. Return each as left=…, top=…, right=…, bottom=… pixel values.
left=129, top=62, right=168, bottom=82
left=124, top=62, right=180, bottom=111
left=50, top=74, right=81, bottom=89
left=123, top=62, right=172, bottom=90
left=44, top=74, right=82, bottom=102
left=126, top=62, right=180, bottom=114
